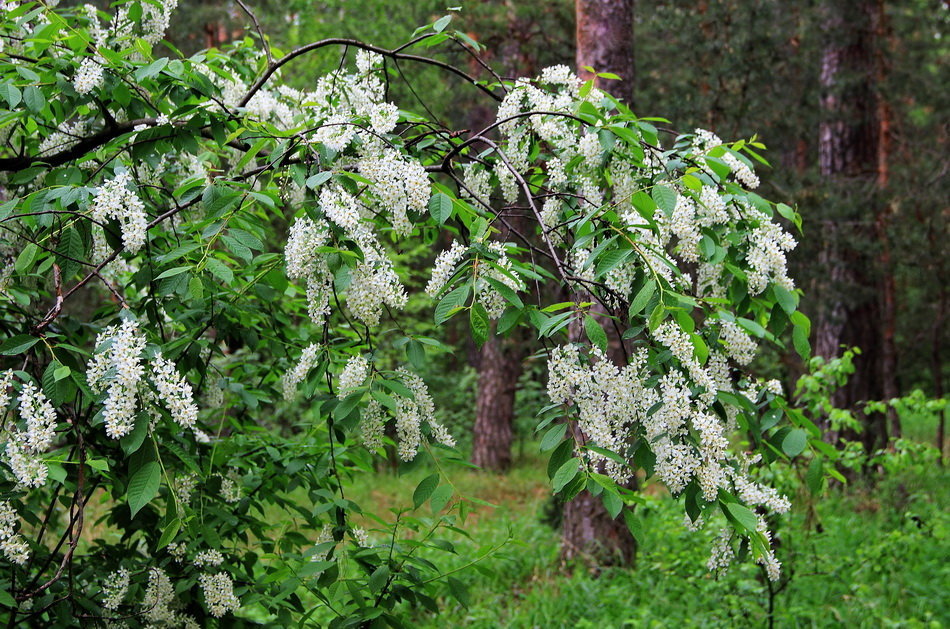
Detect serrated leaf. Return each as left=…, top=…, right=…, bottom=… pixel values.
left=484, top=276, right=523, bottom=309
left=428, top=192, right=453, bottom=224
left=14, top=243, right=39, bottom=275
left=552, top=458, right=580, bottom=493
left=413, top=474, right=440, bottom=509
left=0, top=335, right=39, bottom=356
left=629, top=279, right=655, bottom=317
left=782, top=428, right=807, bottom=457
left=157, top=518, right=180, bottom=549
left=791, top=311, right=811, bottom=359
left=155, top=266, right=191, bottom=280
left=623, top=510, right=642, bottom=543
left=651, top=185, right=677, bottom=213
left=433, top=14, right=452, bottom=32
left=369, top=564, right=390, bottom=594
left=434, top=283, right=470, bottom=324
left=127, top=445, right=161, bottom=518
left=723, top=502, right=757, bottom=533
left=23, top=85, right=44, bottom=112
left=773, top=284, right=797, bottom=314
left=406, top=340, right=425, bottom=369
left=539, top=423, right=567, bottom=452
left=430, top=484, right=453, bottom=513
left=584, top=315, right=608, bottom=353
left=806, top=457, right=823, bottom=495
left=470, top=302, right=490, bottom=347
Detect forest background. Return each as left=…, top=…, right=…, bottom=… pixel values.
left=166, top=0, right=947, bottom=625
left=3, top=0, right=948, bottom=626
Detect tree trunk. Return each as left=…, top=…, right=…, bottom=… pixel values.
left=471, top=327, right=523, bottom=472
left=814, top=0, right=895, bottom=452
left=469, top=10, right=536, bottom=473
left=575, top=0, right=635, bottom=102
left=561, top=0, right=637, bottom=568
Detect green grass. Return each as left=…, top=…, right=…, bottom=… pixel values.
left=340, top=442, right=949, bottom=628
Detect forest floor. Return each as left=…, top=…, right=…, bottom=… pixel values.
left=344, top=414, right=949, bottom=628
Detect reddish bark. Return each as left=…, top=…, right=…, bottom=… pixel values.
left=561, top=0, right=637, bottom=568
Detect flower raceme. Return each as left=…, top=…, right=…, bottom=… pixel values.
left=0, top=2, right=814, bottom=623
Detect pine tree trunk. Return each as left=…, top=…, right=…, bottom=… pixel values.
left=561, top=0, right=637, bottom=568
left=468, top=8, right=538, bottom=475
left=471, top=328, right=523, bottom=472
left=575, top=0, right=635, bottom=103
left=814, top=0, right=896, bottom=452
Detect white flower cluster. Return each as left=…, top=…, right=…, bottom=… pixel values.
left=285, top=217, right=333, bottom=328
left=0, top=501, right=29, bottom=565
left=101, top=567, right=130, bottom=610
left=193, top=549, right=224, bottom=568
left=86, top=320, right=203, bottom=440
left=350, top=527, right=369, bottom=547
left=722, top=152, right=760, bottom=189
left=150, top=353, right=198, bottom=430
left=546, top=342, right=789, bottom=579
left=198, top=572, right=240, bottom=618
left=337, top=354, right=369, bottom=399
left=4, top=379, right=58, bottom=488
left=219, top=468, right=242, bottom=503
left=719, top=320, right=758, bottom=366
left=424, top=240, right=524, bottom=318
left=90, top=171, right=148, bottom=254
left=312, top=523, right=335, bottom=562
left=357, top=369, right=454, bottom=461
left=282, top=343, right=322, bottom=401
left=73, top=5, right=107, bottom=94
left=745, top=207, right=797, bottom=295
left=477, top=243, right=525, bottom=318
left=358, top=149, right=430, bottom=237
left=426, top=241, right=468, bottom=297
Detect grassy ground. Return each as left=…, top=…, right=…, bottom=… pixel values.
left=341, top=414, right=949, bottom=628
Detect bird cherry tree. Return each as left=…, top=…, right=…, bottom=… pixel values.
left=0, top=1, right=824, bottom=626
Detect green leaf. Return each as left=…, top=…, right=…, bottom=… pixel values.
left=539, top=423, right=567, bottom=452
left=806, top=457, right=823, bottom=495
left=428, top=192, right=453, bottom=224
left=623, top=510, right=642, bottom=543
left=204, top=257, right=234, bottom=284
left=433, top=15, right=452, bottom=32
left=791, top=311, right=811, bottom=360
left=134, top=57, right=169, bottom=81
left=413, top=474, right=440, bottom=509
left=469, top=302, right=490, bottom=347
left=406, top=340, right=425, bottom=369
left=154, top=266, right=191, bottom=280
left=722, top=502, right=757, bottom=533
left=652, top=185, right=677, bottom=213
left=120, top=413, right=149, bottom=455
left=434, top=283, right=470, bottom=324
left=0, top=83, right=21, bottom=108
left=772, top=284, right=797, bottom=315
left=14, top=243, right=39, bottom=275
left=629, top=279, right=655, bottom=317
left=0, top=335, right=39, bottom=356
left=602, top=490, right=622, bottom=519
left=305, top=171, right=332, bottom=189
left=552, top=458, right=581, bottom=493
left=430, top=485, right=453, bottom=513
left=584, top=315, right=608, bottom=353
left=23, top=85, right=44, bottom=112
left=157, top=518, right=180, bottom=549
left=127, top=445, right=161, bottom=518
left=368, top=565, right=391, bottom=594
left=782, top=428, right=807, bottom=457
left=484, top=276, right=523, bottom=309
